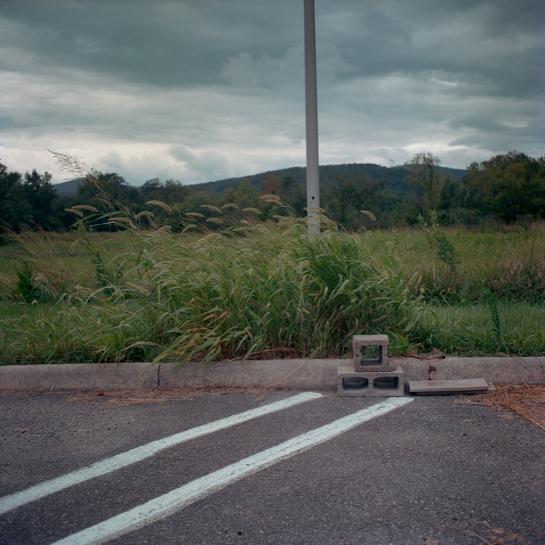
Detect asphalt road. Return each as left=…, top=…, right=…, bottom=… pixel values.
left=1, top=390, right=544, bottom=545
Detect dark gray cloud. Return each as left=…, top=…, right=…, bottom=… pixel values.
left=0, top=0, right=543, bottom=183
left=0, top=0, right=302, bottom=87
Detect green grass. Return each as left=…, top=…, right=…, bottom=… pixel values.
left=0, top=230, right=142, bottom=297
left=1, top=222, right=545, bottom=364
left=418, top=303, right=545, bottom=356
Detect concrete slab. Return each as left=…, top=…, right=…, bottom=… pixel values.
left=409, top=378, right=490, bottom=395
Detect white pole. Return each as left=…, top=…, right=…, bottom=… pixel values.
left=304, top=0, right=320, bottom=235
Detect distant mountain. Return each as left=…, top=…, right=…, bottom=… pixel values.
left=189, top=163, right=467, bottom=194
left=52, top=178, right=85, bottom=196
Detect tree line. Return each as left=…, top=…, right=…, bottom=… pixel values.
left=1, top=151, right=545, bottom=236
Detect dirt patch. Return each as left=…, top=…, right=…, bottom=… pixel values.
left=467, top=520, right=538, bottom=545
left=64, top=386, right=280, bottom=406
left=407, top=347, right=446, bottom=360
left=467, top=385, right=545, bottom=431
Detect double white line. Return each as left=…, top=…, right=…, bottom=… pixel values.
left=1, top=393, right=412, bottom=545
left=0, top=392, right=321, bottom=516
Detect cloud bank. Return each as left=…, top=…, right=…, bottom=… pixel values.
left=0, top=0, right=543, bottom=184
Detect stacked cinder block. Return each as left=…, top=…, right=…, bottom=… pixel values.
left=337, top=334, right=405, bottom=396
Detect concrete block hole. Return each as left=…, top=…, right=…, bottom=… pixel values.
left=342, top=377, right=369, bottom=390
left=373, top=376, right=399, bottom=389
left=360, top=345, right=382, bottom=366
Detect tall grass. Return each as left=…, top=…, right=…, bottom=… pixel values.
left=1, top=210, right=545, bottom=364
left=0, top=222, right=420, bottom=363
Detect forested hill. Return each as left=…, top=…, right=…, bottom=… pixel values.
left=52, top=162, right=466, bottom=197
left=189, top=163, right=467, bottom=195
left=3, top=151, right=544, bottom=233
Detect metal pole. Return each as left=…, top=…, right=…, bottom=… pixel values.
left=304, top=0, right=320, bottom=235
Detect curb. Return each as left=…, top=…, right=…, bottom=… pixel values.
left=1, top=357, right=545, bottom=393
left=0, top=362, right=159, bottom=392
left=429, top=356, right=545, bottom=384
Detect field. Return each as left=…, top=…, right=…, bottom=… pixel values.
left=1, top=221, right=545, bottom=365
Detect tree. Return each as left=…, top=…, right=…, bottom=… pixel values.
left=406, top=152, right=443, bottom=214
left=324, top=175, right=382, bottom=230
left=225, top=179, right=260, bottom=209
left=0, top=161, right=28, bottom=230
left=76, top=172, right=142, bottom=210
left=261, top=174, right=282, bottom=196
left=464, top=151, right=545, bottom=222
left=0, top=162, right=62, bottom=232
left=23, top=169, right=59, bottom=229
left=280, top=175, right=305, bottom=215
left=140, top=178, right=189, bottom=205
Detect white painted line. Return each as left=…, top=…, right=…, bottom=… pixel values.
left=0, top=392, right=322, bottom=516
left=52, top=397, right=412, bottom=545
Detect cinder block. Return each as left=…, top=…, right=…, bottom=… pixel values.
left=353, top=334, right=392, bottom=371
left=337, top=365, right=405, bottom=397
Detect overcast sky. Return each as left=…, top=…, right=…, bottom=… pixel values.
left=0, top=0, right=543, bottom=185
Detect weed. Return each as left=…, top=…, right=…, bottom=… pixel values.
left=15, top=262, right=37, bottom=302
left=15, top=262, right=54, bottom=303
left=92, top=251, right=125, bottom=295
left=486, top=293, right=504, bottom=351
left=434, top=232, right=459, bottom=268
